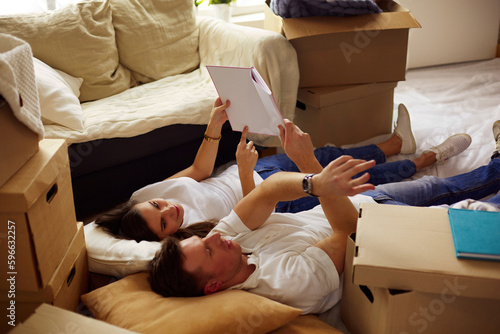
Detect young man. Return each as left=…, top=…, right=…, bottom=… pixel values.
left=149, top=154, right=376, bottom=314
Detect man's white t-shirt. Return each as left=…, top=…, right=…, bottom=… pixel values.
left=130, top=164, right=263, bottom=228
left=209, top=194, right=376, bottom=314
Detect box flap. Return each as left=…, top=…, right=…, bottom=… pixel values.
left=283, top=1, right=420, bottom=40
left=353, top=204, right=500, bottom=300
left=0, top=139, right=67, bottom=212
left=297, top=82, right=397, bottom=108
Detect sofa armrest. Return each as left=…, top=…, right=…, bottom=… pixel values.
left=197, top=16, right=299, bottom=146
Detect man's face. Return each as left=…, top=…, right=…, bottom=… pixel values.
left=180, top=232, right=244, bottom=289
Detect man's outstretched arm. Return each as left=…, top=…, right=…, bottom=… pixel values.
left=279, top=119, right=366, bottom=241
left=233, top=156, right=375, bottom=231
left=313, top=157, right=376, bottom=275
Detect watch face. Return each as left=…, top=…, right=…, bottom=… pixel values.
left=302, top=177, right=308, bottom=192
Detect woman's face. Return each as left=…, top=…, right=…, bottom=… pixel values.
left=135, top=198, right=184, bottom=240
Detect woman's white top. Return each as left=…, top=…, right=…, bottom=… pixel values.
left=130, top=164, right=264, bottom=227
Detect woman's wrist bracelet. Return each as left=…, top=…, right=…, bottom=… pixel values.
left=204, top=133, right=222, bottom=144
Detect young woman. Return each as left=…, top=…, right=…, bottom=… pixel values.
left=95, top=101, right=472, bottom=242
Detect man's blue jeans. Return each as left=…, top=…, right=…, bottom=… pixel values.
left=363, top=158, right=500, bottom=207
left=254, top=145, right=417, bottom=213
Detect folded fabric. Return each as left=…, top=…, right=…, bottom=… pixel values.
left=270, top=0, right=382, bottom=19
left=0, top=33, right=44, bottom=138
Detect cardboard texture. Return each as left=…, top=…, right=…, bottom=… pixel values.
left=0, top=139, right=77, bottom=291
left=1, top=223, right=88, bottom=332
left=10, top=303, right=137, bottom=334
left=342, top=232, right=500, bottom=334
left=0, top=98, right=39, bottom=188
left=294, top=82, right=396, bottom=147
left=353, top=204, right=500, bottom=300
left=264, top=1, right=420, bottom=87
left=397, top=0, right=500, bottom=69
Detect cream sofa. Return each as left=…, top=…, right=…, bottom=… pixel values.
left=0, top=0, right=299, bottom=220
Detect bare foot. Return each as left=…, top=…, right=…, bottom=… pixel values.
left=376, top=134, right=403, bottom=158
left=413, top=151, right=437, bottom=171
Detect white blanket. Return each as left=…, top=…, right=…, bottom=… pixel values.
left=0, top=33, right=44, bottom=138
left=44, top=67, right=217, bottom=144
left=348, top=58, right=500, bottom=180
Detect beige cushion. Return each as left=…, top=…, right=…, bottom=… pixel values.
left=271, top=315, right=343, bottom=333
left=110, top=0, right=200, bottom=84
left=82, top=272, right=302, bottom=334
left=0, top=0, right=131, bottom=102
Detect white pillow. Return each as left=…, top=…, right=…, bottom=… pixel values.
left=83, top=222, right=162, bottom=277
left=33, top=57, right=85, bottom=131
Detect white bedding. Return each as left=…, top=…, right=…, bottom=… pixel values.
left=352, top=58, right=500, bottom=180
left=44, top=68, right=218, bottom=144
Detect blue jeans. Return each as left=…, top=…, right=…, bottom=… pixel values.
left=255, top=145, right=417, bottom=213
left=363, top=158, right=500, bottom=207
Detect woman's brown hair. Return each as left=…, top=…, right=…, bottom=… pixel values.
left=95, top=200, right=217, bottom=242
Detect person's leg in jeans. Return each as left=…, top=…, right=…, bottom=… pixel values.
left=363, top=158, right=500, bottom=207
left=255, top=144, right=418, bottom=213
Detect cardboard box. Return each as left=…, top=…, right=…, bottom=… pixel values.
left=0, top=97, right=39, bottom=187
left=0, top=139, right=77, bottom=291
left=264, top=1, right=420, bottom=87
left=1, top=223, right=88, bottom=332
left=397, top=0, right=500, bottom=69
left=9, top=303, right=137, bottom=334
left=294, top=82, right=396, bottom=147
left=341, top=204, right=500, bottom=334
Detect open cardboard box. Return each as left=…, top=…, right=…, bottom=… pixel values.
left=294, top=82, right=396, bottom=147
left=341, top=204, right=500, bottom=334
left=264, top=1, right=420, bottom=87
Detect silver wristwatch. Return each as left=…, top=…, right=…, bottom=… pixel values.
left=302, top=173, right=318, bottom=197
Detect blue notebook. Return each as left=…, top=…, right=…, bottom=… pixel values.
left=448, top=208, right=500, bottom=261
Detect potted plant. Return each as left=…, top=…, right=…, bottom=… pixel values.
left=208, top=0, right=235, bottom=22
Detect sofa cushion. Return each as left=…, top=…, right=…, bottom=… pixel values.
left=33, top=57, right=85, bottom=131
left=0, top=0, right=131, bottom=102
left=110, top=0, right=200, bottom=84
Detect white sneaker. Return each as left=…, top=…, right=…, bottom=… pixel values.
left=393, top=104, right=416, bottom=154
left=424, top=134, right=472, bottom=164
left=492, top=120, right=500, bottom=159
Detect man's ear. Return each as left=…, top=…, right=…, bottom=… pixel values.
left=203, top=280, right=222, bottom=295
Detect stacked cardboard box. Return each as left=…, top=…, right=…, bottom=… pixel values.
left=264, top=2, right=420, bottom=146
left=342, top=204, right=500, bottom=333
left=0, top=97, right=40, bottom=187
left=10, top=303, right=136, bottom=333
left=0, top=139, right=89, bottom=333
